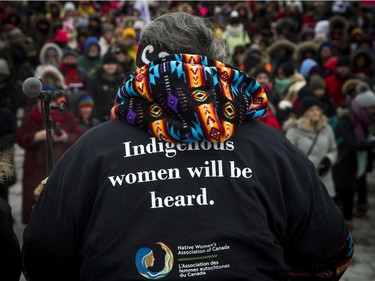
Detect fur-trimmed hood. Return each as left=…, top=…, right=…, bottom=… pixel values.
left=329, top=15, right=349, bottom=33
left=39, top=43, right=63, bottom=65
left=295, top=40, right=319, bottom=63
left=351, top=48, right=374, bottom=66
left=266, top=39, right=297, bottom=57
left=36, top=65, right=65, bottom=88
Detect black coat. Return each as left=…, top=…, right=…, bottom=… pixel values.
left=332, top=113, right=375, bottom=190
left=87, top=70, right=123, bottom=123
left=23, top=120, right=349, bottom=280
left=0, top=198, right=22, bottom=281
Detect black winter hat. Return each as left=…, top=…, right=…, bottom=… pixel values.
left=62, top=48, right=78, bottom=58
left=102, top=51, right=118, bottom=64
left=301, top=96, right=323, bottom=114
left=114, top=43, right=127, bottom=55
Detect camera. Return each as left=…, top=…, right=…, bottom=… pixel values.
left=54, top=122, right=62, bottom=136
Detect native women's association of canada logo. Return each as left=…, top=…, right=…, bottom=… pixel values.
left=135, top=242, right=174, bottom=279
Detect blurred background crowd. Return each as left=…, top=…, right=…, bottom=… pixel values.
left=1, top=0, right=375, bottom=229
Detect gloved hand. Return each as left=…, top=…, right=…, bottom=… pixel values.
left=318, top=157, right=331, bottom=177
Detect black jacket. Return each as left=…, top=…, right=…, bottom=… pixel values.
left=23, top=119, right=350, bottom=280
left=0, top=198, right=22, bottom=281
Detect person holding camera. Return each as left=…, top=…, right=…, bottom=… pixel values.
left=16, top=65, right=83, bottom=224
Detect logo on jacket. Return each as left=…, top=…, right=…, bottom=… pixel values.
left=135, top=242, right=174, bottom=279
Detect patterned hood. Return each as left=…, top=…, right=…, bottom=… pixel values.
left=111, top=54, right=267, bottom=143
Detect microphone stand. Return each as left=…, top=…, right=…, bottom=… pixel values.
left=40, top=98, right=65, bottom=176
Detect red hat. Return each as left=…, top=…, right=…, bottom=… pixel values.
left=54, top=29, right=69, bottom=44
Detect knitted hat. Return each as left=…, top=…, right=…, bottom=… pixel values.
left=122, top=27, right=136, bottom=39
left=355, top=89, right=375, bottom=108
left=298, top=87, right=314, bottom=101
left=314, top=20, right=329, bottom=35
left=133, top=20, right=145, bottom=31
left=9, top=27, right=23, bottom=38
left=114, top=43, right=127, bottom=54
left=308, top=74, right=326, bottom=91
left=102, top=51, right=118, bottom=64
left=319, top=41, right=333, bottom=52
left=63, top=1, right=76, bottom=13
left=0, top=58, right=10, bottom=76
left=54, top=29, right=69, bottom=44
left=78, top=95, right=94, bottom=108
left=350, top=27, right=364, bottom=37
left=301, top=96, right=323, bottom=114
left=62, top=48, right=78, bottom=58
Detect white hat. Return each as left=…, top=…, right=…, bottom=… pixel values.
left=355, top=90, right=375, bottom=108
left=314, top=20, right=329, bottom=35
left=133, top=20, right=145, bottom=31
left=230, top=10, right=239, bottom=18
left=0, top=59, right=10, bottom=76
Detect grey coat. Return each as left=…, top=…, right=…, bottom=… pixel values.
left=286, top=120, right=338, bottom=197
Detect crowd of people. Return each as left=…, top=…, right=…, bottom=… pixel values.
left=2, top=0, right=373, bottom=226
left=0, top=0, right=373, bottom=279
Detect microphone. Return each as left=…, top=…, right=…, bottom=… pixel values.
left=22, top=77, right=64, bottom=101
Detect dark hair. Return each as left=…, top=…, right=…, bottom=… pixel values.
left=252, top=67, right=270, bottom=79
left=279, top=61, right=295, bottom=77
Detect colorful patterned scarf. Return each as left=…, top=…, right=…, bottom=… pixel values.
left=111, top=54, right=267, bottom=143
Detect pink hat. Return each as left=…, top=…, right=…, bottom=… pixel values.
left=54, top=29, right=69, bottom=43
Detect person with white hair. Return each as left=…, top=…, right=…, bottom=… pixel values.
left=23, top=12, right=352, bottom=281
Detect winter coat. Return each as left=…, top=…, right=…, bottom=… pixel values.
left=0, top=198, right=22, bottom=281
left=0, top=102, right=17, bottom=192
left=222, top=23, right=251, bottom=59
left=77, top=115, right=101, bottom=133
left=23, top=119, right=350, bottom=281
left=77, top=37, right=102, bottom=74
left=259, top=108, right=281, bottom=130
left=324, top=73, right=347, bottom=107
left=59, top=62, right=88, bottom=90
left=16, top=106, right=82, bottom=224
left=286, top=119, right=338, bottom=197
left=87, top=69, right=123, bottom=123
left=332, top=103, right=375, bottom=191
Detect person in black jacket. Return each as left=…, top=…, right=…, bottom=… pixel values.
left=0, top=197, right=22, bottom=281
left=23, top=12, right=353, bottom=281
left=86, top=51, right=123, bottom=123
left=0, top=71, right=18, bottom=202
